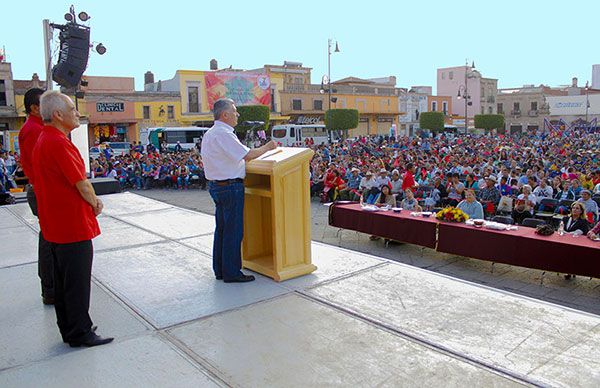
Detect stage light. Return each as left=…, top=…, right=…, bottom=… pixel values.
left=96, top=43, right=107, bottom=55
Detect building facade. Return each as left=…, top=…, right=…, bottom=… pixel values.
left=497, top=79, right=598, bottom=135
left=275, top=65, right=402, bottom=137
left=0, top=62, right=18, bottom=150
left=497, top=85, right=562, bottom=135
left=437, top=65, right=498, bottom=129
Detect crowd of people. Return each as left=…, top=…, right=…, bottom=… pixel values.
left=307, top=129, right=600, bottom=238
left=5, top=124, right=600, bottom=238
left=89, top=147, right=207, bottom=191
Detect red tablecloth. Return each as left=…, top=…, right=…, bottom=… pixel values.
left=329, top=203, right=438, bottom=249
left=437, top=222, right=600, bottom=278
left=329, top=203, right=600, bottom=278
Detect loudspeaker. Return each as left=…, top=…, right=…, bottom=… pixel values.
left=52, top=24, right=90, bottom=88
left=90, top=178, right=121, bottom=195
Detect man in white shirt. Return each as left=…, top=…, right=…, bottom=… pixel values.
left=201, top=99, right=276, bottom=283
left=533, top=178, right=553, bottom=202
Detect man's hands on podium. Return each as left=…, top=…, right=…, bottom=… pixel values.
left=244, top=140, right=278, bottom=162
left=263, top=140, right=277, bottom=152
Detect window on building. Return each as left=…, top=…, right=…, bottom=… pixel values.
left=0, top=80, right=6, bottom=106
left=497, top=103, right=503, bottom=114
left=442, top=101, right=448, bottom=115
left=292, top=99, right=302, bottom=110
left=167, top=105, right=175, bottom=119
left=313, top=100, right=323, bottom=111
left=187, top=86, right=199, bottom=113
left=431, top=101, right=437, bottom=112
left=441, top=72, right=446, bottom=80
left=271, top=88, right=276, bottom=112
left=143, top=105, right=150, bottom=119
left=531, top=101, right=538, bottom=111
left=449, top=71, right=454, bottom=80
left=513, top=102, right=520, bottom=112
left=481, top=107, right=485, bottom=114
left=488, top=106, right=493, bottom=114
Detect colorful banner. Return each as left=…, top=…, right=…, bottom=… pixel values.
left=204, top=72, right=271, bottom=110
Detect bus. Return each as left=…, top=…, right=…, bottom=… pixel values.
left=271, top=124, right=338, bottom=146
left=141, top=127, right=210, bottom=152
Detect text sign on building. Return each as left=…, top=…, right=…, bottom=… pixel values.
left=96, top=102, right=125, bottom=112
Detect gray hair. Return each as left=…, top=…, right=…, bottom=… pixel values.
left=40, top=90, right=69, bottom=122
left=213, top=98, right=235, bottom=120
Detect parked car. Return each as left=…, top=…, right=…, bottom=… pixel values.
left=106, top=142, right=131, bottom=156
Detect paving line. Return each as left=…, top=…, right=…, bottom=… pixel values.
left=295, top=289, right=546, bottom=388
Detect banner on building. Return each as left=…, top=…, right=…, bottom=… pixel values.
left=204, top=72, right=270, bottom=110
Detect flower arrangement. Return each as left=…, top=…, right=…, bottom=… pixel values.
left=435, top=206, right=469, bottom=223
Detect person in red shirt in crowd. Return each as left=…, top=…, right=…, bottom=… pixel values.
left=17, top=88, right=55, bottom=305
left=401, top=162, right=418, bottom=192
left=32, top=90, right=113, bottom=348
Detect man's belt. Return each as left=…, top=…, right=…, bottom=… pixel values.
left=211, top=178, right=244, bottom=186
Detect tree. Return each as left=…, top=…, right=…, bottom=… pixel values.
left=419, top=112, right=444, bottom=135
left=474, top=114, right=505, bottom=134
left=235, top=105, right=270, bottom=135
left=325, top=109, right=359, bottom=138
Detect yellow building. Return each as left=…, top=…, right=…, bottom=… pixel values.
left=279, top=77, right=401, bottom=137
left=144, top=66, right=289, bottom=128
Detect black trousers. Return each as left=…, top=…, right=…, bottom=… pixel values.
left=50, top=240, right=94, bottom=342
left=26, top=186, right=54, bottom=299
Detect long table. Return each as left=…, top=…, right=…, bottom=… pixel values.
left=329, top=203, right=600, bottom=278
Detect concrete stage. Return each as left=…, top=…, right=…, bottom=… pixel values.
left=1, top=192, right=599, bottom=387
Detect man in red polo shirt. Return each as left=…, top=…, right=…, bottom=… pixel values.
left=402, top=162, right=418, bottom=192
left=18, top=88, right=55, bottom=305
left=33, top=90, right=113, bottom=348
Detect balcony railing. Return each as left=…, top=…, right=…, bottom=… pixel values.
left=511, top=110, right=521, bottom=117
left=283, top=84, right=397, bottom=96
left=528, top=110, right=538, bottom=117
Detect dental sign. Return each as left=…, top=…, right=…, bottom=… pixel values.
left=97, top=102, right=125, bottom=112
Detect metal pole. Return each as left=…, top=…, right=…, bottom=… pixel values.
left=328, top=39, right=332, bottom=112
left=464, top=60, right=468, bottom=134
left=585, top=82, right=589, bottom=126
left=43, top=19, right=53, bottom=90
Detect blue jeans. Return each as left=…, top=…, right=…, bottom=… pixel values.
left=208, top=181, right=245, bottom=280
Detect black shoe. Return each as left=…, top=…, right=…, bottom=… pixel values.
left=63, top=326, right=97, bottom=343
left=224, top=274, right=255, bottom=283
left=216, top=275, right=223, bottom=280
left=69, top=332, right=114, bottom=348
left=42, top=297, right=55, bottom=305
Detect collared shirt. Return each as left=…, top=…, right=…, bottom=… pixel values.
left=478, top=186, right=501, bottom=204
left=201, top=120, right=250, bottom=181
left=346, top=173, right=362, bottom=189
left=457, top=200, right=484, bottom=220
left=18, top=114, right=45, bottom=185
left=32, top=125, right=100, bottom=243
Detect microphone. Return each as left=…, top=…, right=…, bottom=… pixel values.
left=242, top=121, right=265, bottom=126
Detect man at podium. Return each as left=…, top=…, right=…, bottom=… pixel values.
left=201, top=98, right=276, bottom=283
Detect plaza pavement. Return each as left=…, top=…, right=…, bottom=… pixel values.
left=0, top=191, right=599, bottom=387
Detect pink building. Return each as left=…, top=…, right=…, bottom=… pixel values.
left=437, top=65, right=498, bottom=128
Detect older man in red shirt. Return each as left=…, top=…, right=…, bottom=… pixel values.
left=18, top=88, right=55, bottom=305
left=32, top=90, right=112, bottom=348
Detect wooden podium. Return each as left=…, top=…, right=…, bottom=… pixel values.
left=242, top=147, right=316, bottom=282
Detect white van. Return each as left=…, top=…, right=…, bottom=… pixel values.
left=271, top=124, right=335, bottom=146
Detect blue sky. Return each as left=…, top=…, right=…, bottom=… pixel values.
left=2, top=0, right=598, bottom=92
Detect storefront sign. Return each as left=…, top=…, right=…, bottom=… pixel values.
left=96, top=102, right=125, bottom=112
left=294, top=115, right=323, bottom=124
